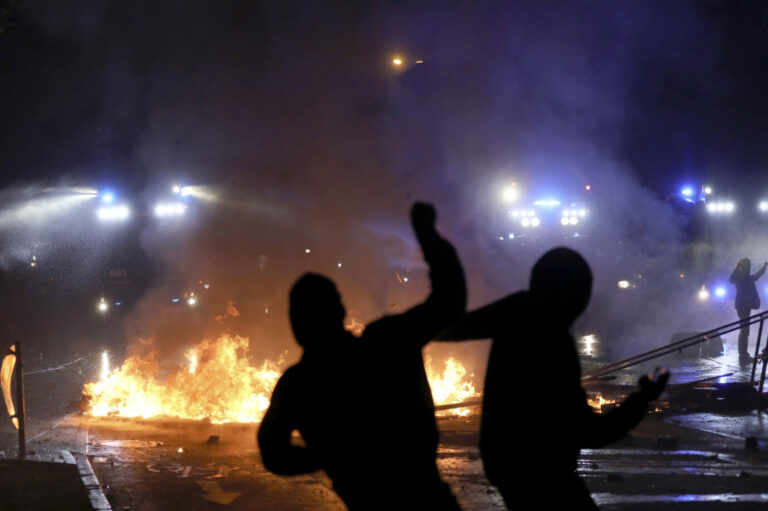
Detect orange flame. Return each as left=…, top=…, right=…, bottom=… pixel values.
left=425, top=355, right=480, bottom=417
left=586, top=393, right=616, bottom=413
left=83, top=333, right=481, bottom=422
left=83, top=335, right=283, bottom=424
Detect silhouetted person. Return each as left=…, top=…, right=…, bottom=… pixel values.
left=439, top=247, right=668, bottom=510
left=258, top=203, right=466, bottom=510
left=729, top=257, right=767, bottom=365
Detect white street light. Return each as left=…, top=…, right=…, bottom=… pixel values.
left=97, top=297, right=109, bottom=314
left=501, top=186, right=518, bottom=203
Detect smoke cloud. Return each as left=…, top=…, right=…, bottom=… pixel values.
left=5, top=1, right=766, bottom=377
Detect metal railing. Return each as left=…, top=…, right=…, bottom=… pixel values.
left=582, top=310, right=768, bottom=392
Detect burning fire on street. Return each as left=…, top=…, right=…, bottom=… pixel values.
left=587, top=393, right=616, bottom=413
left=83, top=335, right=283, bottom=424
left=83, top=335, right=481, bottom=423
left=425, top=355, right=480, bottom=417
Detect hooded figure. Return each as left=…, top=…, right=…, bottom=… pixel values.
left=729, top=258, right=767, bottom=364
left=439, top=247, right=668, bottom=510
left=258, top=203, right=466, bottom=510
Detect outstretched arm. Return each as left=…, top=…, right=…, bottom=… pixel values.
left=437, top=297, right=513, bottom=341
left=364, top=203, right=466, bottom=345
left=258, top=375, right=321, bottom=475
left=579, top=370, right=669, bottom=448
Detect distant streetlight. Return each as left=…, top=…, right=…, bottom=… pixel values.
left=97, top=297, right=109, bottom=314
left=500, top=185, right=518, bottom=203
left=392, top=57, right=403, bottom=66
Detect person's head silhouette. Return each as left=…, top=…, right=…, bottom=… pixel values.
left=289, top=273, right=347, bottom=349
left=529, top=247, right=592, bottom=327
left=739, top=258, right=751, bottom=274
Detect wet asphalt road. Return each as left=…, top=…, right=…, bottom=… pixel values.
left=4, top=335, right=768, bottom=509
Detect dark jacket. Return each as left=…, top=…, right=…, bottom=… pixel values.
left=441, top=292, right=649, bottom=481
left=730, top=264, right=766, bottom=312
left=258, top=229, right=465, bottom=509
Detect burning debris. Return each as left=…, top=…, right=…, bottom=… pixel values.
left=83, top=333, right=482, bottom=422
left=83, top=335, right=284, bottom=423
left=425, top=355, right=480, bottom=417
left=587, top=393, right=616, bottom=413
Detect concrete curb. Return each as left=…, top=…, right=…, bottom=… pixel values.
left=64, top=450, right=111, bottom=511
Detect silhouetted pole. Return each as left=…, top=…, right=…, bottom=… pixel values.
left=15, top=341, right=26, bottom=458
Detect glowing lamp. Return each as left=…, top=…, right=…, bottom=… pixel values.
left=501, top=186, right=518, bottom=203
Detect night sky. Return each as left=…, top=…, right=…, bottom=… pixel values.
left=2, top=1, right=768, bottom=370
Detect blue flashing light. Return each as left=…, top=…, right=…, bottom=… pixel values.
left=101, top=191, right=115, bottom=203
left=681, top=187, right=694, bottom=197
left=172, top=298, right=180, bottom=303
left=714, top=286, right=727, bottom=298
left=533, top=199, right=561, bottom=207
